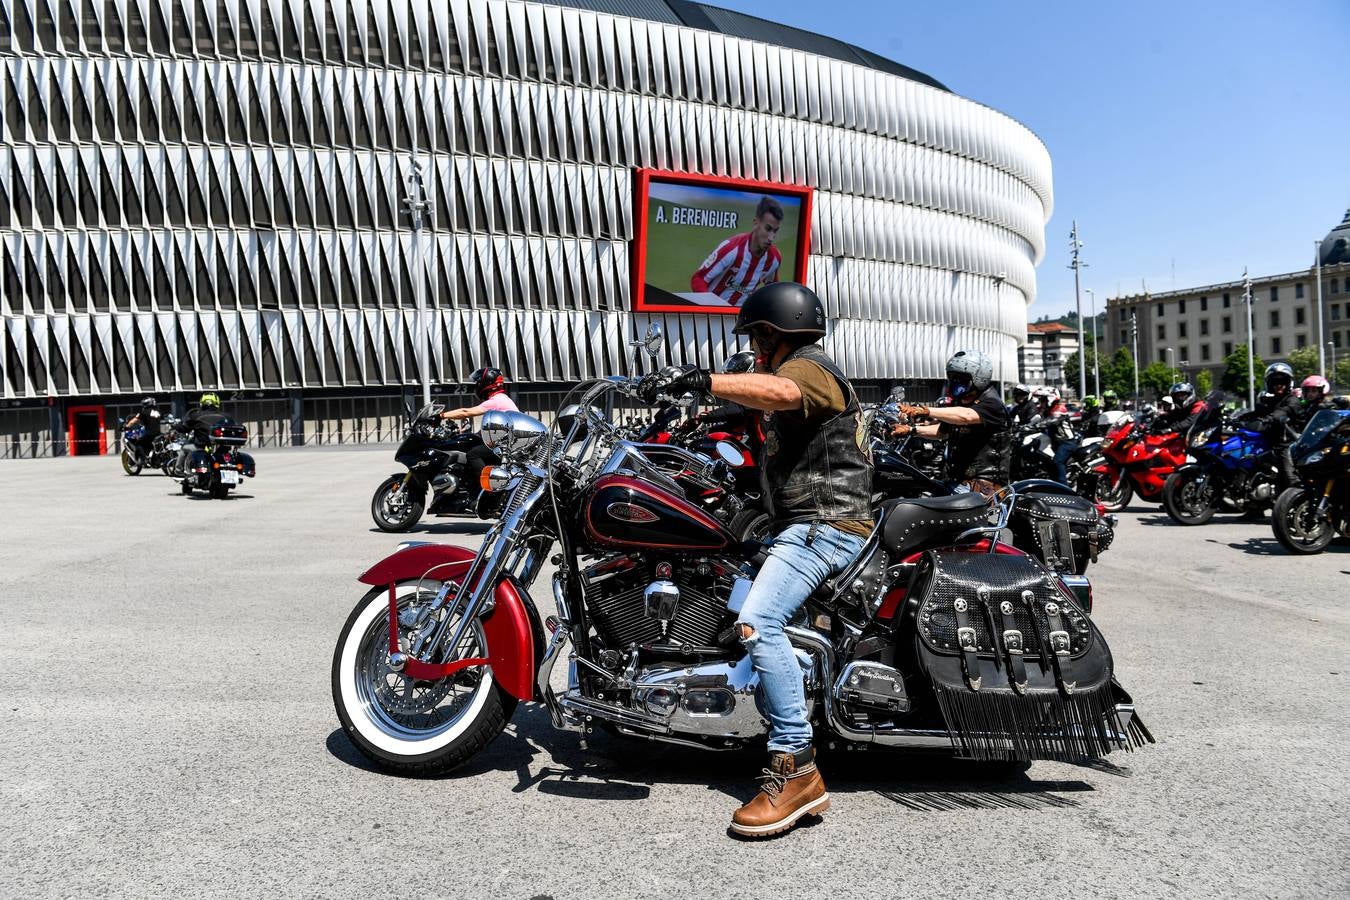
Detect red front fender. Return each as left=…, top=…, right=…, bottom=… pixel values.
left=358, top=543, right=538, bottom=702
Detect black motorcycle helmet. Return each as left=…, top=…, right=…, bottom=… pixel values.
left=1168, top=381, right=1195, bottom=408
left=469, top=366, right=506, bottom=401
left=732, top=282, right=827, bottom=340
left=1263, top=362, right=1293, bottom=394
left=141, top=397, right=158, bottom=411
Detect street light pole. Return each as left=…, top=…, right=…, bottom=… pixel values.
left=1166, top=347, right=1175, bottom=384
left=1243, top=269, right=1255, bottom=409
left=1131, top=311, right=1140, bottom=405
left=1086, top=288, right=1100, bottom=394
left=404, top=158, right=433, bottom=407
left=1315, top=240, right=1325, bottom=377
left=1330, top=342, right=1338, bottom=391
left=1068, top=221, right=1088, bottom=400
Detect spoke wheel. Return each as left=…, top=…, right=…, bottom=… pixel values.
left=1272, top=488, right=1334, bottom=555
left=1163, top=470, right=1217, bottom=525
left=332, top=583, right=515, bottom=775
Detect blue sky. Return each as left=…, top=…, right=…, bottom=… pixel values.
left=715, top=0, right=1350, bottom=320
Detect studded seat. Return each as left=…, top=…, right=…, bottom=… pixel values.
left=880, top=493, right=994, bottom=557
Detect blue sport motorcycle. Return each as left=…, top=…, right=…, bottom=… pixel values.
left=1161, top=402, right=1278, bottom=525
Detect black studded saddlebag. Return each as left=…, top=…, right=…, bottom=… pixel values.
left=1008, top=483, right=1114, bottom=575
left=910, top=549, right=1151, bottom=761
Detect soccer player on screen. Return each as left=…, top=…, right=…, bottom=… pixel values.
left=690, top=197, right=784, bottom=306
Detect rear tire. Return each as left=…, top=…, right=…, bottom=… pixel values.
left=1271, top=487, right=1334, bottom=555
left=371, top=475, right=426, bottom=532
left=210, top=482, right=230, bottom=499
left=331, top=583, right=516, bottom=776
left=729, top=506, right=772, bottom=543
left=1162, top=469, right=1217, bottom=525
left=1094, top=472, right=1132, bottom=512
left=121, top=448, right=143, bottom=476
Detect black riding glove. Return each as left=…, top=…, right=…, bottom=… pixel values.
left=637, top=365, right=712, bottom=404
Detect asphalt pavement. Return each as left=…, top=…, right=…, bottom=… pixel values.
left=1, top=450, right=1347, bottom=899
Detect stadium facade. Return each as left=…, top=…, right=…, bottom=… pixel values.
left=1, top=0, right=1052, bottom=457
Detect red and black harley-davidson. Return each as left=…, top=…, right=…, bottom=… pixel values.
left=331, top=371, right=1151, bottom=778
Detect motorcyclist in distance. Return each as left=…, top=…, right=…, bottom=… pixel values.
left=1149, top=383, right=1205, bottom=435
left=1238, top=364, right=1302, bottom=490
left=439, top=367, right=521, bottom=422
left=1298, top=375, right=1349, bottom=419
left=1078, top=395, right=1103, bottom=438
left=439, top=367, right=521, bottom=501
left=182, top=392, right=229, bottom=435
left=1008, top=383, right=1037, bottom=425
left=891, top=350, right=1011, bottom=496
left=123, top=397, right=163, bottom=457
left=178, top=392, right=230, bottom=473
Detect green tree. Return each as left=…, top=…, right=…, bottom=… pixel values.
left=1139, top=361, right=1176, bottom=398
left=1222, top=343, right=1266, bottom=395
left=1103, top=348, right=1136, bottom=398
left=1285, top=346, right=1321, bottom=383
left=1063, top=346, right=1100, bottom=395
left=1194, top=369, right=1213, bottom=397
left=1333, top=356, right=1350, bottom=393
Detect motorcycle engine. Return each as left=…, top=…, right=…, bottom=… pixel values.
left=581, top=554, right=736, bottom=656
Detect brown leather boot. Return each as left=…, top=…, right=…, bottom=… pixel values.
left=729, top=747, right=830, bottom=838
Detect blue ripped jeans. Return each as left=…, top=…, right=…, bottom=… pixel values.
left=737, top=522, right=866, bottom=754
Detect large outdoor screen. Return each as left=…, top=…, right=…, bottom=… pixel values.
left=632, top=170, right=813, bottom=314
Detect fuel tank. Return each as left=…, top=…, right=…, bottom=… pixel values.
left=582, top=474, right=735, bottom=551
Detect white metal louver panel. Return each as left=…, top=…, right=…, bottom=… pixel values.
left=1, top=0, right=1049, bottom=400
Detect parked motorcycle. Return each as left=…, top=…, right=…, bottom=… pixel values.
left=1161, top=404, right=1277, bottom=525
left=1090, top=417, right=1188, bottom=512
left=332, top=337, right=1150, bottom=777
left=371, top=403, right=503, bottom=532
left=177, top=418, right=255, bottom=498
left=118, top=414, right=180, bottom=476
left=1270, top=409, right=1350, bottom=554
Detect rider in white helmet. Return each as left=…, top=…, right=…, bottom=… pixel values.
left=892, top=350, right=1011, bottom=495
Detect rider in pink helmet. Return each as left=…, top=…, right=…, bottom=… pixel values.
left=1298, top=373, right=1350, bottom=417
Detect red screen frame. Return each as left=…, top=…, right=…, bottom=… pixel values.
left=631, top=169, right=814, bottom=314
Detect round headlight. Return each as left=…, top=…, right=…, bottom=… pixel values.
left=481, top=411, right=549, bottom=456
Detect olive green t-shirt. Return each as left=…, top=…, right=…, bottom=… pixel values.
left=771, top=358, right=874, bottom=538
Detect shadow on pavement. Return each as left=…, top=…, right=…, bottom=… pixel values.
left=325, top=701, right=1100, bottom=810
left=1220, top=537, right=1287, bottom=556
left=367, top=521, right=493, bottom=536
left=1138, top=513, right=1266, bottom=529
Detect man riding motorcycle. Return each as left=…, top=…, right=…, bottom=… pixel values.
left=892, top=350, right=1011, bottom=495
left=637, top=281, right=871, bottom=838
left=439, top=366, right=521, bottom=501
left=1009, top=383, right=1037, bottom=425
left=177, top=393, right=230, bottom=476
left=1079, top=395, right=1104, bottom=438
left=123, top=397, right=163, bottom=457
left=1149, top=382, right=1205, bottom=435
left=1238, top=364, right=1302, bottom=490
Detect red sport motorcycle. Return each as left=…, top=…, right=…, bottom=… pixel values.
left=1089, top=418, right=1188, bottom=512
left=331, top=345, right=1151, bottom=779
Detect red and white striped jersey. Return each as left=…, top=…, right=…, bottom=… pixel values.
left=690, top=233, right=782, bottom=306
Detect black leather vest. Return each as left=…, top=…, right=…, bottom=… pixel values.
left=759, top=344, right=874, bottom=527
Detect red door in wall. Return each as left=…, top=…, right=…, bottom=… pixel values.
left=67, top=405, right=107, bottom=456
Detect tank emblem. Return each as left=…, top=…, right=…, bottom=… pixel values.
left=606, top=501, right=659, bottom=524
